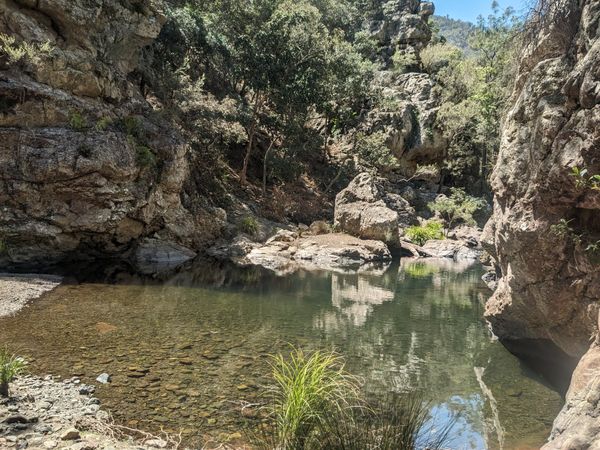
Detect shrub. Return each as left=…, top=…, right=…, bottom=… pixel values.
left=428, top=188, right=487, bottom=231
left=0, top=33, right=52, bottom=65
left=136, top=145, right=156, bottom=168
left=0, top=348, right=26, bottom=397
left=354, top=131, right=398, bottom=172
left=69, top=111, right=87, bottom=131
left=268, top=348, right=359, bottom=449
left=405, top=221, right=445, bottom=246
left=240, top=216, right=259, bottom=235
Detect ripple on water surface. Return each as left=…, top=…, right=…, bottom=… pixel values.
left=0, top=258, right=562, bottom=449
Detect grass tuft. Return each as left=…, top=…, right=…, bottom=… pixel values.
left=0, top=347, right=26, bottom=397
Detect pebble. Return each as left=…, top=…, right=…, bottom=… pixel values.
left=60, top=428, right=81, bottom=440
left=95, top=373, right=111, bottom=384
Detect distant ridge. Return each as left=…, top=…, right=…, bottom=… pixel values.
left=432, top=15, right=475, bottom=53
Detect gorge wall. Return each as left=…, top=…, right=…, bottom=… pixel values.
left=0, top=0, right=225, bottom=267
left=482, top=0, right=600, bottom=447
left=0, top=0, right=441, bottom=268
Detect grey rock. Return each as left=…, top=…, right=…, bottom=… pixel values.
left=95, top=373, right=111, bottom=384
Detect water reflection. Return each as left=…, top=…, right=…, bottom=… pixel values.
left=0, top=259, right=560, bottom=449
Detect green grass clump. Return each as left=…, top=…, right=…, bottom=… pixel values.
left=405, top=221, right=445, bottom=246
left=269, top=348, right=359, bottom=449
left=0, top=348, right=26, bottom=397
left=240, top=216, right=259, bottom=235
left=95, top=116, right=113, bottom=131
left=69, top=111, right=87, bottom=131
left=316, top=393, right=454, bottom=450
left=250, top=348, right=456, bottom=450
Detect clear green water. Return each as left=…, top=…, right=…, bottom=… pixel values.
left=0, top=258, right=561, bottom=449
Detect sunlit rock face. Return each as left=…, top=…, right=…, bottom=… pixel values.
left=0, top=0, right=224, bottom=266
left=362, top=0, right=446, bottom=174
left=482, top=0, right=600, bottom=447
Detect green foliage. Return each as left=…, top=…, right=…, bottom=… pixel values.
left=0, top=33, right=52, bottom=65
left=551, top=218, right=600, bottom=259
left=405, top=221, right=445, bottom=246
left=251, top=348, right=454, bottom=450
left=69, top=111, right=87, bottom=131
left=429, top=188, right=486, bottom=230
left=268, top=348, right=359, bottom=449
left=571, top=166, right=600, bottom=190
left=392, top=49, right=419, bottom=74
left=354, top=131, right=398, bottom=172
left=95, top=117, right=113, bottom=131
left=240, top=216, right=259, bottom=235
left=0, top=348, right=26, bottom=397
left=315, top=393, right=453, bottom=450
left=427, top=4, right=520, bottom=192
left=135, top=145, right=157, bottom=168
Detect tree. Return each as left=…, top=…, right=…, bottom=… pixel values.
left=428, top=188, right=487, bottom=233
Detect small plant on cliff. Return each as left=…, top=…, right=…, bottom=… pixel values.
left=571, top=166, right=600, bottom=190
left=69, top=111, right=87, bottom=131
left=240, top=216, right=259, bottom=236
left=405, top=221, right=445, bottom=246
left=0, top=348, right=26, bottom=397
left=95, top=116, right=113, bottom=131
left=0, top=33, right=52, bottom=65
left=136, top=145, right=157, bottom=168
left=428, top=188, right=486, bottom=232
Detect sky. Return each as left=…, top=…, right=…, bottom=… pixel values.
left=434, top=0, right=529, bottom=23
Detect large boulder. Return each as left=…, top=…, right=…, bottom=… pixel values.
left=334, top=173, right=418, bottom=248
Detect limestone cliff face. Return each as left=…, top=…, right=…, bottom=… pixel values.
left=365, top=0, right=445, bottom=173
left=483, top=0, right=600, bottom=446
left=484, top=0, right=600, bottom=356
left=0, top=0, right=224, bottom=266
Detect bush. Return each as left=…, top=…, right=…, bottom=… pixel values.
left=240, top=216, right=259, bottom=235
left=429, top=188, right=486, bottom=231
left=136, top=145, right=156, bottom=168
left=405, top=221, right=445, bottom=246
left=69, top=111, right=87, bottom=131
left=0, top=348, right=26, bottom=397
left=0, top=33, right=52, bottom=65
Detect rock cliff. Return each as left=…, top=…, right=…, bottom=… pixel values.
left=0, top=0, right=225, bottom=267
left=483, top=0, right=600, bottom=446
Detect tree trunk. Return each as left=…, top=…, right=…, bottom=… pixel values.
left=240, top=92, right=262, bottom=185
left=262, top=140, right=275, bottom=195
left=0, top=381, right=8, bottom=397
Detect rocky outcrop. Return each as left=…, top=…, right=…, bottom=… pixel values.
left=483, top=0, right=600, bottom=446
left=245, top=231, right=391, bottom=275
left=362, top=0, right=445, bottom=172
left=0, top=0, right=225, bottom=268
left=334, top=173, right=418, bottom=248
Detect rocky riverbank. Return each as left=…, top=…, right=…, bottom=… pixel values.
left=0, top=375, right=177, bottom=450
left=0, top=275, right=62, bottom=318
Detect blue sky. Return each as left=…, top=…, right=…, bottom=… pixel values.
left=434, top=0, right=529, bottom=23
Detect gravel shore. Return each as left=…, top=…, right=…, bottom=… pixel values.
left=0, top=274, right=62, bottom=318
left=0, top=375, right=177, bottom=450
